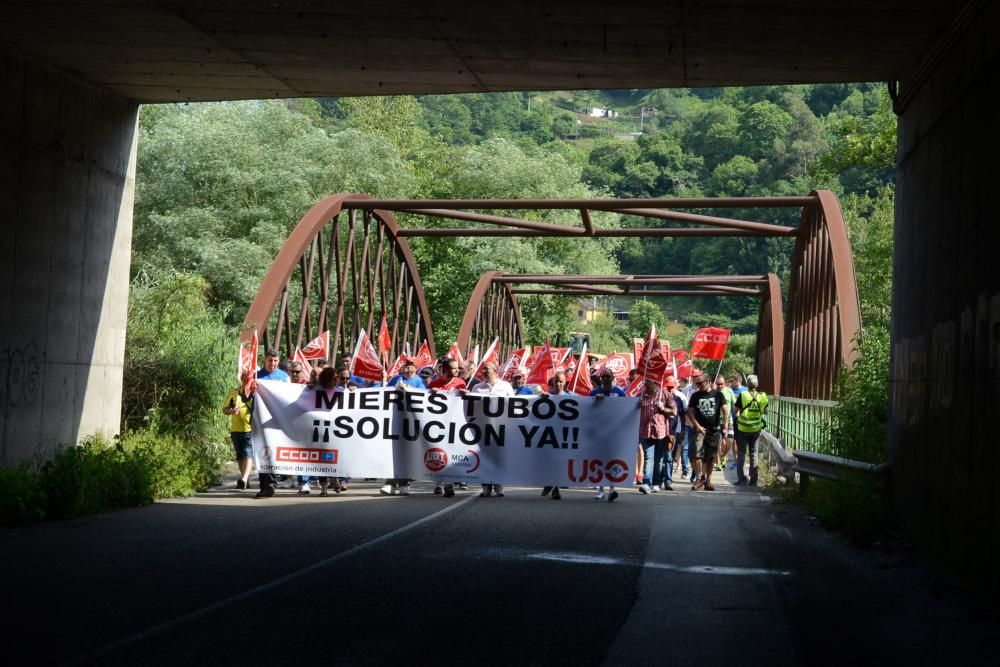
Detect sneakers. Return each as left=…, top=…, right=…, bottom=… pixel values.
left=689, top=473, right=697, bottom=484
left=541, top=486, right=552, bottom=497
left=661, top=483, right=673, bottom=491
left=594, top=489, right=606, bottom=500
left=457, top=482, right=469, bottom=490
left=551, top=487, right=561, bottom=500
left=434, top=485, right=444, bottom=495
left=298, top=483, right=311, bottom=495
left=443, top=485, right=455, bottom=498
left=480, top=486, right=492, bottom=498
left=236, top=479, right=246, bottom=490
left=638, top=483, right=650, bottom=494
left=494, top=485, right=504, bottom=497
left=608, top=489, right=619, bottom=502
left=254, top=484, right=275, bottom=499
left=692, top=478, right=705, bottom=491
left=748, top=480, right=758, bottom=487
left=704, top=481, right=716, bottom=491
left=398, top=485, right=411, bottom=495
left=650, top=485, right=659, bottom=493
left=735, top=479, right=748, bottom=486
left=730, top=462, right=738, bottom=470
left=380, top=484, right=394, bottom=495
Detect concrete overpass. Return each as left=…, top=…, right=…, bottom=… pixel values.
left=1, top=1, right=996, bottom=596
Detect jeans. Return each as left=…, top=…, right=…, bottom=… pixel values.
left=736, top=430, right=761, bottom=483
left=641, top=437, right=667, bottom=487
left=662, top=438, right=674, bottom=486
left=676, top=426, right=691, bottom=472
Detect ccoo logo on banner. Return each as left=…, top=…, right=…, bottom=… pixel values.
left=250, top=382, right=640, bottom=485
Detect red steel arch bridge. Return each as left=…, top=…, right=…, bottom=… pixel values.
left=243, top=192, right=860, bottom=400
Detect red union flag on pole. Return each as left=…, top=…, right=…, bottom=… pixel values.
left=526, top=340, right=555, bottom=386
left=350, top=328, right=384, bottom=382
left=413, top=341, right=434, bottom=370
left=592, top=352, right=633, bottom=387
left=499, top=346, right=530, bottom=381
left=301, top=331, right=330, bottom=360
left=446, top=343, right=465, bottom=364
left=472, top=337, right=500, bottom=380
left=239, top=330, right=259, bottom=395
left=291, top=348, right=312, bottom=384
left=690, top=327, right=731, bottom=361
left=571, top=343, right=594, bottom=396
left=377, top=314, right=392, bottom=360
left=386, top=354, right=406, bottom=378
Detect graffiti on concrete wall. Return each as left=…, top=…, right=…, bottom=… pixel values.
left=0, top=343, right=41, bottom=409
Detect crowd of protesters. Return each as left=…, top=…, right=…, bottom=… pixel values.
left=226, top=348, right=768, bottom=501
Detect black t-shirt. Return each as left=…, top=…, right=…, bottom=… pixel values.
left=689, top=389, right=726, bottom=431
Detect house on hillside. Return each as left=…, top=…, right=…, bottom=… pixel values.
left=585, top=107, right=619, bottom=118
left=572, top=298, right=629, bottom=323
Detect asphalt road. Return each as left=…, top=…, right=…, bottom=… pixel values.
left=6, top=470, right=998, bottom=666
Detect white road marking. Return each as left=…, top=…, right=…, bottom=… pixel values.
left=67, top=494, right=478, bottom=665
left=528, top=552, right=791, bottom=577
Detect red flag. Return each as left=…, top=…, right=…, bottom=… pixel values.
left=301, top=331, right=330, bottom=360
left=472, top=338, right=500, bottom=380
left=499, top=346, right=530, bottom=381
left=413, top=341, right=434, bottom=370
left=291, top=348, right=312, bottom=384
left=672, top=349, right=689, bottom=362
left=690, top=327, right=731, bottom=361
left=386, top=354, right=406, bottom=377
left=526, top=340, right=555, bottom=385
left=447, top=343, right=465, bottom=364
left=239, top=330, right=258, bottom=395
left=624, top=376, right=645, bottom=397
left=591, top=352, right=633, bottom=388
left=350, top=329, right=384, bottom=382
left=635, top=325, right=659, bottom=378
left=377, top=314, right=392, bottom=359
left=632, top=338, right=643, bottom=365
left=676, top=357, right=694, bottom=379
left=571, top=343, right=594, bottom=396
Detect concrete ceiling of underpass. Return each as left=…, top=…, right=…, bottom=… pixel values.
left=0, top=0, right=967, bottom=102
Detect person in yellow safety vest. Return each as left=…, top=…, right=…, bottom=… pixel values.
left=733, top=374, right=769, bottom=487
left=223, top=373, right=256, bottom=491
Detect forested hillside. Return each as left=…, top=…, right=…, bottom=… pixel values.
left=127, top=84, right=894, bottom=437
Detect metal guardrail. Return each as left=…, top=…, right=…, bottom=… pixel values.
left=759, top=424, right=889, bottom=494
left=770, top=395, right=836, bottom=454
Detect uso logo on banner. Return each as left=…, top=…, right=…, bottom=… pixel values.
left=567, top=458, right=629, bottom=484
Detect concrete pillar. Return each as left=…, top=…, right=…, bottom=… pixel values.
left=0, top=46, right=137, bottom=466
left=892, top=1, right=999, bottom=597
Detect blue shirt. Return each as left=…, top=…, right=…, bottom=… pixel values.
left=257, top=368, right=289, bottom=382
left=388, top=374, right=427, bottom=389
left=589, top=385, right=626, bottom=397
left=515, top=386, right=536, bottom=395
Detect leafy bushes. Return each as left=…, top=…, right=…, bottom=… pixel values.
left=0, top=431, right=229, bottom=526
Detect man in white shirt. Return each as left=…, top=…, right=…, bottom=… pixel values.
left=469, top=362, right=514, bottom=497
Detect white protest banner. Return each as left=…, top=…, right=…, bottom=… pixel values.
left=251, top=381, right=640, bottom=487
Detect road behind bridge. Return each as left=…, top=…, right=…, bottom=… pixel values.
left=6, top=470, right=997, bottom=666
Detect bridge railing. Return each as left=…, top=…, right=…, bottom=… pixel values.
left=762, top=395, right=889, bottom=491
left=769, top=394, right=836, bottom=453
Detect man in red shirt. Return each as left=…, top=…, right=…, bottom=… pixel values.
left=428, top=357, right=467, bottom=497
